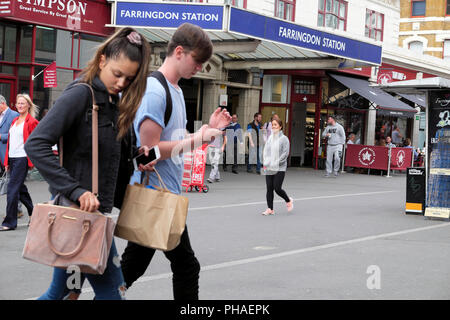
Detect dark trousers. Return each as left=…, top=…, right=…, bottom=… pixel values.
left=121, top=226, right=201, bottom=300
left=2, top=157, right=33, bottom=229
left=265, top=171, right=290, bottom=210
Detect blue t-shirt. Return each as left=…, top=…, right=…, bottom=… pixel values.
left=130, top=76, right=187, bottom=195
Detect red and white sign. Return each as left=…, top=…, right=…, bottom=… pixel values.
left=345, top=144, right=413, bottom=171
left=0, top=0, right=112, bottom=36
left=43, top=61, right=57, bottom=88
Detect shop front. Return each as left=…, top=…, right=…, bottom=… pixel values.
left=107, top=0, right=383, bottom=167
left=0, top=0, right=112, bottom=116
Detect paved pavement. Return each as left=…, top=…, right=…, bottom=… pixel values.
left=1, top=167, right=449, bottom=300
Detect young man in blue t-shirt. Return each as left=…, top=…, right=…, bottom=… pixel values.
left=120, top=23, right=231, bottom=300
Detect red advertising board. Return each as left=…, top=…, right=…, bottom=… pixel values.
left=43, top=61, right=57, bottom=88
left=0, top=0, right=112, bottom=36
left=390, top=147, right=413, bottom=171
left=345, top=144, right=413, bottom=171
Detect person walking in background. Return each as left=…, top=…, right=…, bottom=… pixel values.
left=207, top=129, right=226, bottom=183
left=322, top=115, right=345, bottom=178
left=223, top=114, right=242, bottom=174
left=262, top=118, right=293, bottom=216
left=24, top=27, right=151, bottom=299
left=0, top=95, right=25, bottom=219
left=1, top=94, right=38, bottom=231
left=247, top=112, right=262, bottom=174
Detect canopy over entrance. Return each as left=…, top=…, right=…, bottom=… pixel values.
left=107, top=1, right=383, bottom=67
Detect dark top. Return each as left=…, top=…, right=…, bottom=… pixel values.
left=25, top=77, right=121, bottom=213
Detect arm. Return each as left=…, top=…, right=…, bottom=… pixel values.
left=322, top=126, right=329, bottom=139
left=279, top=137, right=290, bottom=163
left=24, top=85, right=93, bottom=208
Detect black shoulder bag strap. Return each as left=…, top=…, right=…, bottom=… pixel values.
left=149, top=71, right=172, bottom=127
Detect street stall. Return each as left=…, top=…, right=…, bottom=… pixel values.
left=378, top=77, right=450, bottom=219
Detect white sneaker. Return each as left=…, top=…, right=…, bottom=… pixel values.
left=261, top=209, right=275, bottom=216
left=286, top=197, right=294, bottom=212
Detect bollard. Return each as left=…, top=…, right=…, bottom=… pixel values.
left=341, top=144, right=346, bottom=173
left=386, top=146, right=392, bottom=178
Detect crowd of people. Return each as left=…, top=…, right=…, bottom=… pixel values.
left=0, top=22, right=422, bottom=300
left=0, top=23, right=295, bottom=300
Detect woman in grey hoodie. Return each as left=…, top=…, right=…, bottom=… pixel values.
left=262, top=119, right=293, bottom=215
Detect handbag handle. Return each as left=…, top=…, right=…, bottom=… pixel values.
left=59, top=83, right=99, bottom=196
left=143, top=168, right=169, bottom=191
left=47, top=213, right=91, bottom=257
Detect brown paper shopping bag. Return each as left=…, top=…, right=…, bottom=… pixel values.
left=114, top=169, right=188, bottom=251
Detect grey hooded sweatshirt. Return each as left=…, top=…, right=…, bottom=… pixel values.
left=263, top=131, right=290, bottom=174
left=322, top=123, right=346, bottom=146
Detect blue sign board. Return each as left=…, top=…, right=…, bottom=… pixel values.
left=115, top=2, right=224, bottom=30
left=229, top=7, right=382, bottom=65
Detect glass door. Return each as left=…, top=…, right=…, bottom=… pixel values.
left=0, top=78, right=16, bottom=109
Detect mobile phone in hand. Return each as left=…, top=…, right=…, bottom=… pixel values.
left=133, top=146, right=160, bottom=171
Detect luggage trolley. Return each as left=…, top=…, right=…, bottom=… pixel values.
left=182, top=143, right=209, bottom=193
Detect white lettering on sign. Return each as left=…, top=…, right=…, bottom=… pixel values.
left=278, top=26, right=322, bottom=46
left=17, top=0, right=87, bottom=15
left=322, top=37, right=346, bottom=52
left=119, top=9, right=219, bottom=23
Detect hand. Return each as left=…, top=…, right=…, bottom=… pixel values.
left=201, top=127, right=222, bottom=144
left=250, top=142, right=255, bottom=148
left=326, top=133, right=331, bottom=138
left=137, top=146, right=157, bottom=172
left=78, top=191, right=100, bottom=212
left=208, top=107, right=232, bottom=130
left=4, top=166, right=8, bottom=172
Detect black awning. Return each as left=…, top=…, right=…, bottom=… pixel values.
left=329, top=74, right=418, bottom=118
left=394, top=92, right=426, bottom=107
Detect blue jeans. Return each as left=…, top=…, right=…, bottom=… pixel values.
left=37, top=240, right=126, bottom=300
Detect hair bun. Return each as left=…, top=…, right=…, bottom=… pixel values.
left=127, top=31, right=142, bottom=46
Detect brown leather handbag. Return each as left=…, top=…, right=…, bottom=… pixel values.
left=22, top=83, right=116, bottom=275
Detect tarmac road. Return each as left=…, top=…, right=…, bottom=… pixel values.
left=1, top=167, right=449, bottom=300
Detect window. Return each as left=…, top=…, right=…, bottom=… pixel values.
left=36, top=26, right=57, bottom=52
left=232, top=0, right=246, bottom=8
left=317, top=0, right=347, bottom=31
left=365, top=10, right=384, bottom=41
left=294, top=80, right=316, bottom=95
left=409, top=41, right=424, bottom=54
left=447, top=0, right=450, bottom=15
left=444, top=40, right=450, bottom=61
left=262, top=75, right=289, bottom=104
left=275, top=0, right=295, bottom=21
left=411, top=0, right=426, bottom=17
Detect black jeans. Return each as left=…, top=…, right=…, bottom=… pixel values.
left=121, top=226, right=201, bottom=300
left=265, top=171, right=290, bottom=210
left=2, top=157, right=33, bottom=229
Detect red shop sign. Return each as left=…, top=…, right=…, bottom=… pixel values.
left=345, top=144, right=413, bottom=171
left=0, top=0, right=112, bottom=36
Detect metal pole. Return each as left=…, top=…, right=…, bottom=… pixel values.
left=386, top=146, right=392, bottom=178
left=341, top=143, right=346, bottom=173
